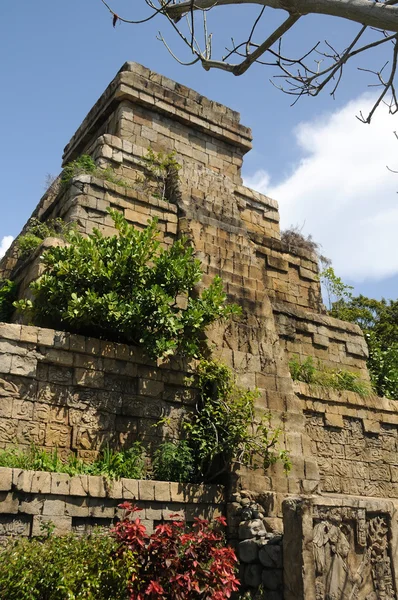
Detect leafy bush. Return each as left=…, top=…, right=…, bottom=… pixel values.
left=17, top=217, right=77, bottom=258
left=184, top=360, right=291, bottom=481
left=152, top=440, right=195, bottom=483
left=15, top=209, right=239, bottom=359
left=0, top=279, right=17, bottom=322
left=0, top=443, right=146, bottom=480
left=330, top=295, right=398, bottom=399
left=289, top=355, right=372, bottom=397
left=113, top=502, right=239, bottom=600
left=61, top=154, right=131, bottom=189
left=0, top=530, right=129, bottom=600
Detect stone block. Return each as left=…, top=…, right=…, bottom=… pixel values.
left=32, top=515, right=72, bottom=536
left=51, top=473, right=70, bottom=495
left=64, top=497, right=89, bottom=517
left=259, top=544, right=283, bottom=568
left=0, top=467, right=12, bottom=491
left=88, top=476, right=106, bottom=498
left=0, top=491, right=18, bottom=513
left=0, top=324, right=21, bottom=341
left=137, top=378, right=164, bottom=397
left=139, top=480, right=155, bottom=501
left=19, top=497, right=44, bottom=515
left=89, top=498, right=115, bottom=519
left=0, top=354, right=12, bottom=375
left=170, top=482, right=185, bottom=503
left=42, top=499, right=66, bottom=516
left=262, top=569, right=283, bottom=591
left=10, top=355, right=37, bottom=377
left=70, top=475, right=89, bottom=497
left=121, top=478, right=139, bottom=499
left=244, top=563, right=263, bottom=588
left=154, top=481, right=171, bottom=502
left=239, top=539, right=259, bottom=563
left=37, top=328, right=55, bottom=346
left=14, top=469, right=34, bottom=493
left=31, top=471, right=51, bottom=494
left=74, top=368, right=104, bottom=388
left=0, top=396, right=12, bottom=418
left=324, top=413, right=344, bottom=428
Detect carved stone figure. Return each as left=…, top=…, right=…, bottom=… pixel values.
left=313, top=512, right=395, bottom=600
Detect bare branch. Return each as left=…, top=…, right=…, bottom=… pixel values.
left=98, top=0, right=398, bottom=123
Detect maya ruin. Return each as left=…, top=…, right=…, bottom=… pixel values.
left=0, top=62, right=397, bottom=600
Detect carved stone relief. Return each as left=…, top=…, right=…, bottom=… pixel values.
left=313, top=506, right=395, bottom=600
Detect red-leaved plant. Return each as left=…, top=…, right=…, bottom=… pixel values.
left=112, top=502, right=240, bottom=600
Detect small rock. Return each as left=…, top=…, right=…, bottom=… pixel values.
left=244, top=564, right=262, bottom=588
left=241, top=507, right=253, bottom=520
left=238, top=539, right=259, bottom=563
left=259, top=545, right=283, bottom=568
left=262, top=568, right=283, bottom=591
left=239, top=519, right=267, bottom=540
left=241, top=498, right=251, bottom=507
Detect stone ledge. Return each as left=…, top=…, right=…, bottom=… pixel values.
left=272, top=301, right=363, bottom=336
left=0, top=322, right=197, bottom=372
left=295, top=381, right=398, bottom=423
left=0, top=467, right=225, bottom=504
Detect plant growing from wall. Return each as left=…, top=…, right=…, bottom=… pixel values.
left=0, top=279, right=17, bottom=322
left=61, top=154, right=131, bottom=189
left=17, top=217, right=77, bottom=258
left=183, top=360, right=291, bottom=481
left=113, top=502, right=240, bottom=600
left=289, top=355, right=372, bottom=397
left=14, top=209, right=240, bottom=360
left=140, top=148, right=181, bottom=202
left=152, top=439, right=195, bottom=483
left=0, top=443, right=146, bottom=480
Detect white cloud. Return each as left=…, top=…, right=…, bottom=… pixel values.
left=244, top=94, right=398, bottom=282
left=0, top=236, right=14, bottom=259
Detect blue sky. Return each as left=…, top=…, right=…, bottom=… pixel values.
left=1, top=0, right=397, bottom=300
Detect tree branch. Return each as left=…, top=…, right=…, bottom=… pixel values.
left=166, top=0, right=398, bottom=33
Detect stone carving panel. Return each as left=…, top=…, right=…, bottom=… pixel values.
left=283, top=498, right=398, bottom=600
left=313, top=507, right=395, bottom=599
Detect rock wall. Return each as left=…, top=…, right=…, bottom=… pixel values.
left=0, top=466, right=224, bottom=546
left=296, top=381, right=398, bottom=498
left=0, top=322, right=197, bottom=459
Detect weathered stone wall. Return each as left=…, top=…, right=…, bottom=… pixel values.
left=295, top=381, right=398, bottom=498
left=0, top=322, right=197, bottom=459
left=0, top=466, right=224, bottom=545
left=0, top=61, right=377, bottom=509
left=273, top=302, right=369, bottom=380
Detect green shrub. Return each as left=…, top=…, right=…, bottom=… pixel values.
left=184, top=360, right=290, bottom=481
left=0, top=443, right=146, bottom=480
left=0, top=530, right=129, bottom=600
left=15, top=209, right=239, bottom=359
left=0, top=279, right=17, bottom=322
left=152, top=440, right=195, bottom=483
left=17, top=217, right=77, bottom=258
left=331, top=295, right=398, bottom=399
left=289, top=355, right=372, bottom=397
